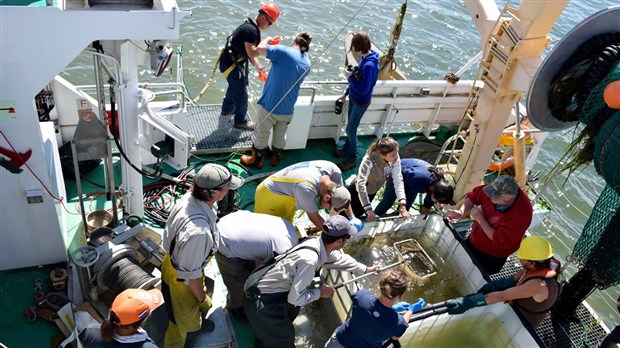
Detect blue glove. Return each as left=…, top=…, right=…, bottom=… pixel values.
left=478, top=276, right=516, bottom=294
left=446, top=293, right=487, bottom=315
left=409, top=298, right=426, bottom=313
left=348, top=216, right=364, bottom=232
left=392, top=301, right=411, bottom=312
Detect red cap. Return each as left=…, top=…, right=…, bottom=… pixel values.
left=111, top=288, right=164, bottom=325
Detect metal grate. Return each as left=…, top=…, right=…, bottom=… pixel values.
left=187, top=104, right=254, bottom=154
left=453, top=225, right=608, bottom=347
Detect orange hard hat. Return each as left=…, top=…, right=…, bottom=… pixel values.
left=260, top=3, right=280, bottom=23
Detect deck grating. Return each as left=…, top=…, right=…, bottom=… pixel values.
left=187, top=104, right=254, bottom=154
left=454, top=227, right=608, bottom=348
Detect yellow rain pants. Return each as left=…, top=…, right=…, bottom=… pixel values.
left=162, top=253, right=211, bottom=348
left=254, top=177, right=315, bottom=223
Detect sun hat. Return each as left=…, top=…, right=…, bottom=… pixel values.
left=194, top=163, right=243, bottom=190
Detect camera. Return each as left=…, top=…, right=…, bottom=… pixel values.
left=347, top=65, right=362, bottom=82
left=335, top=99, right=344, bottom=114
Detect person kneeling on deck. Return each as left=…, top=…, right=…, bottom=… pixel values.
left=324, top=269, right=416, bottom=348
left=79, top=288, right=163, bottom=347
left=254, top=160, right=364, bottom=231
left=446, top=236, right=561, bottom=329
left=240, top=31, right=312, bottom=168
left=447, top=175, right=532, bottom=275
left=161, top=164, right=243, bottom=347
left=215, top=210, right=299, bottom=324
left=243, top=215, right=381, bottom=348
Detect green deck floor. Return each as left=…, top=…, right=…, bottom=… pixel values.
left=1, top=133, right=412, bottom=347
left=0, top=264, right=64, bottom=347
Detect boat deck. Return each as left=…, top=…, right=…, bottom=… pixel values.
left=187, top=105, right=254, bottom=154
left=0, top=132, right=611, bottom=347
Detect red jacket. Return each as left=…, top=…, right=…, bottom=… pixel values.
left=467, top=184, right=533, bottom=258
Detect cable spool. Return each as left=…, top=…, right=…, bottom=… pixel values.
left=93, top=243, right=157, bottom=298
left=102, top=257, right=158, bottom=295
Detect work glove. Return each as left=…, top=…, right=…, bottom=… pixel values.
left=269, top=35, right=281, bottom=45
left=258, top=69, right=268, bottom=82
left=392, top=301, right=410, bottom=312
left=198, top=295, right=213, bottom=313
left=446, top=293, right=487, bottom=315
left=477, top=276, right=516, bottom=294
left=409, top=298, right=426, bottom=313
left=348, top=216, right=364, bottom=232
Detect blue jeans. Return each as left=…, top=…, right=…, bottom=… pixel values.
left=342, top=100, right=369, bottom=163
left=221, top=65, right=249, bottom=125
left=374, top=178, right=416, bottom=215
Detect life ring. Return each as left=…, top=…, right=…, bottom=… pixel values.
left=488, top=126, right=533, bottom=171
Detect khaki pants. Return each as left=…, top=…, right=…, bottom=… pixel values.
left=253, top=106, right=292, bottom=150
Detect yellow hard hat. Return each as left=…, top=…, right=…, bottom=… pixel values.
left=516, top=236, right=553, bottom=261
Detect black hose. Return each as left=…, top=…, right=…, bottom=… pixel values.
left=108, top=77, right=163, bottom=181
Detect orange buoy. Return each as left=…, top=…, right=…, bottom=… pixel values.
left=603, top=81, right=620, bottom=109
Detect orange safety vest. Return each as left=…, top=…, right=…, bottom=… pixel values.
left=509, top=257, right=560, bottom=306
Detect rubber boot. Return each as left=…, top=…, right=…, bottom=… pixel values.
left=240, top=147, right=265, bottom=169
left=270, top=147, right=284, bottom=167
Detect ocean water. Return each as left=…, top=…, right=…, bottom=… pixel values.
left=61, top=0, right=619, bottom=331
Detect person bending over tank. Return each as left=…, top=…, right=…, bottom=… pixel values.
left=374, top=158, right=454, bottom=216
left=345, top=137, right=411, bottom=222
left=244, top=215, right=381, bottom=348
left=447, top=175, right=532, bottom=275
left=215, top=210, right=299, bottom=324
left=254, top=160, right=364, bottom=231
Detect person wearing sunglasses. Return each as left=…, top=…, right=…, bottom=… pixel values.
left=219, top=3, right=280, bottom=131
left=161, top=163, right=243, bottom=347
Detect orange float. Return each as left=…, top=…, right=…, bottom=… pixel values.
left=488, top=125, right=533, bottom=171
left=603, top=81, right=620, bottom=109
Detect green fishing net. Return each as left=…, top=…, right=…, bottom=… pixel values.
left=570, top=185, right=620, bottom=288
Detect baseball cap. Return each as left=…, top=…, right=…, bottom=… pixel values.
left=483, top=175, right=519, bottom=198
left=111, top=288, right=164, bottom=325
left=331, top=186, right=351, bottom=212
left=194, top=163, right=243, bottom=190
left=323, top=215, right=357, bottom=237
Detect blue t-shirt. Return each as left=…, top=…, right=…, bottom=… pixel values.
left=257, top=44, right=310, bottom=115
left=335, top=289, right=408, bottom=348
left=400, top=158, right=436, bottom=208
